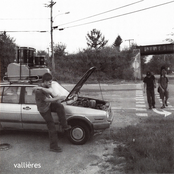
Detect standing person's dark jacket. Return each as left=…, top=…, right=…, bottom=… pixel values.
left=143, top=71, right=156, bottom=109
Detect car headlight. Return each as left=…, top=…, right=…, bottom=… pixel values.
left=106, top=111, right=109, bottom=119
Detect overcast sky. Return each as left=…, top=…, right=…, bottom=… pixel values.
left=0, top=0, right=174, bottom=53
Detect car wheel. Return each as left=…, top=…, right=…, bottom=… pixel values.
left=0, top=123, right=3, bottom=135
left=67, top=121, right=91, bottom=145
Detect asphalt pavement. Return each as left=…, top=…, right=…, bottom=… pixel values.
left=0, top=81, right=174, bottom=174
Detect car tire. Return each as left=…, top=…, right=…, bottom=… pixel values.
left=67, top=121, right=91, bottom=145
left=0, top=123, right=3, bottom=134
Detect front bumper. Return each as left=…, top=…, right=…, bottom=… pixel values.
left=93, top=110, right=113, bottom=130
left=93, top=122, right=112, bottom=130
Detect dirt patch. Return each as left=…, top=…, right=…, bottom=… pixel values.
left=77, top=112, right=141, bottom=174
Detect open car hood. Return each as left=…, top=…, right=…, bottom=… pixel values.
left=65, top=67, right=96, bottom=101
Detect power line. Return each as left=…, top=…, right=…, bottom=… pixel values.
left=0, top=18, right=48, bottom=20
left=0, top=30, right=48, bottom=33
left=1, top=1, right=143, bottom=33
left=0, top=1, right=143, bottom=22
left=57, top=0, right=143, bottom=27
left=1, top=1, right=173, bottom=33
left=57, top=0, right=174, bottom=30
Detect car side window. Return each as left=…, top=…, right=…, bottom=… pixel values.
left=3, top=86, right=21, bottom=104
left=25, top=87, right=36, bottom=104
left=0, top=86, right=3, bottom=102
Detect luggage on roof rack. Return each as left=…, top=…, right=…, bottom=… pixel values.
left=4, top=63, right=51, bottom=83
left=3, top=46, right=51, bottom=84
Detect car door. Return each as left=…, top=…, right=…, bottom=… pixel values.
left=21, top=86, right=47, bottom=130
left=0, top=86, right=22, bottom=129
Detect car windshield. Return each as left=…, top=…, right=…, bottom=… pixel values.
left=51, top=81, right=69, bottom=97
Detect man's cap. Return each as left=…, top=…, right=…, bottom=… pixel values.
left=146, top=71, right=151, bottom=76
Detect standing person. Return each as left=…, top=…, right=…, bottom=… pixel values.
left=158, top=67, right=169, bottom=109
left=143, top=71, right=156, bottom=109
left=34, top=73, right=71, bottom=153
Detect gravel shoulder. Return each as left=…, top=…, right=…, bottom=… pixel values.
left=71, top=111, right=141, bottom=174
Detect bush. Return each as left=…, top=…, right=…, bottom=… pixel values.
left=53, top=47, right=134, bottom=82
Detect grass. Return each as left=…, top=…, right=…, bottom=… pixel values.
left=110, top=117, right=174, bottom=173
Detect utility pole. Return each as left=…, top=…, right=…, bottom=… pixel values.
left=125, top=39, right=134, bottom=49
left=45, top=0, right=56, bottom=72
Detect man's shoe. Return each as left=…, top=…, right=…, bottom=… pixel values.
left=161, top=105, right=165, bottom=109
left=153, top=105, right=155, bottom=108
left=165, top=102, right=168, bottom=106
left=50, top=147, right=62, bottom=153
left=62, top=125, right=71, bottom=131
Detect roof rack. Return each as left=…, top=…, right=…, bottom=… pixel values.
left=4, top=63, right=51, bottom=84
left=3, top=75, right=41, bottom=84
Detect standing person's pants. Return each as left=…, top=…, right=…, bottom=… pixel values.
left=146, top=89, right=155, bottom=108
left=40, top=102, right=67, bottom=149
left=159, top=89, right=169, bottom=100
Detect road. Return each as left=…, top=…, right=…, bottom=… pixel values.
left=0, top=81, right=174, bottom=174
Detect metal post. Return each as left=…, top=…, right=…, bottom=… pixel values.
left=50, top=1, right=55, bottom=72
left=45, top=2, right=69, bottom=72
left=45, top=0, right=56, bottom=72
left=125, top=39, right=134, bottom=49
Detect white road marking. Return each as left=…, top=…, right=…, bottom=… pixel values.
left=135, top=85, right=148, bottom=117
left=152, top=108, right=172, bottom=117
left=136, top=113, right=148, bottom=117
left=136, top=104, right=146, bottom=107
left=136, top=97, right=144, bottom=99
left=136, top=108, right=147, bottom=111
left=135, top=98, right=144, bottom=101
left=136, top=101, right=145, bottom=104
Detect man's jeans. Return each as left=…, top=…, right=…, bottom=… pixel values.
left=40, top=102, right=67, bottom=149
left=146, top=89, right=155, bottom=108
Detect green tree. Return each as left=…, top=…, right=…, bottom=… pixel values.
left=54, top=42, right=67, bottom=57
left=0, top=32, right=16, bottom=80
left=37, top=50, right=49, bottom=56
left=37, top=50, right=50, bottom=68
left=53, top=42, right=67, bottom=77
left=113, top=35, right=122, bottom=51
left=86, top=29, right=108, bottom=50
left=145, top=55, right=174, bottom=74
left=165, top=28, right=174, bottom=43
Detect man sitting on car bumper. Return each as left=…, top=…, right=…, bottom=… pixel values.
left=34, top=73, right=71, bottom=153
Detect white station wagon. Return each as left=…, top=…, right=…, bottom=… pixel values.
left=0, top=67, right=113, bottom=145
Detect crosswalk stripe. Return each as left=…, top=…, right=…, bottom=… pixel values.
left=136, top=104, right=146, bottom=107
left=136, top=101, right=145, bottom=104
left=135, top=88, right=148, bottom=116
left=135, top=98, right=144, bottom=100
left=136, top=113, right=148, bottom=117
left=136, top=96, right=144, bottom=98
left=136, top=108, right=147, bottom=111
